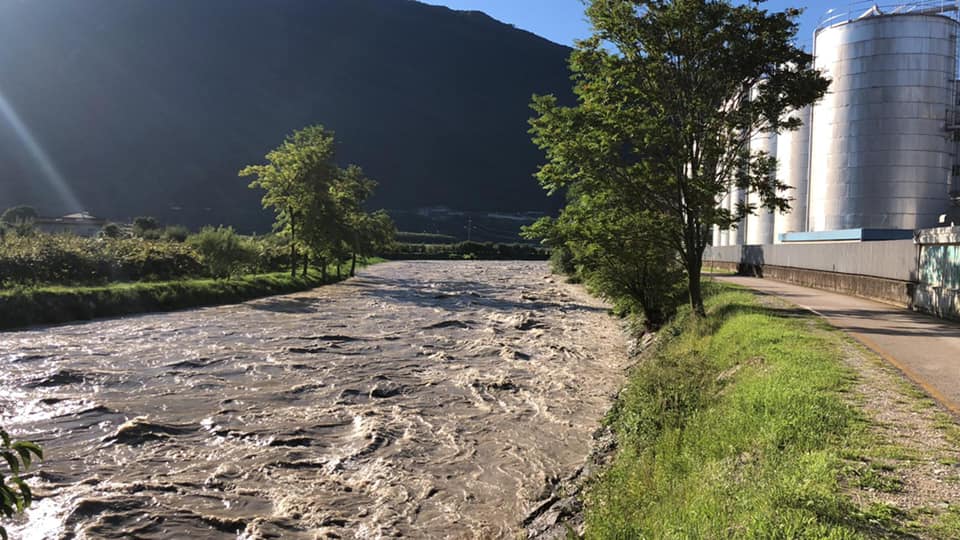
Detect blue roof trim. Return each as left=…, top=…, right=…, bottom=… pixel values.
left=780, top=228, right=915, bottom=243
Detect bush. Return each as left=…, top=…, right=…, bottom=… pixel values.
left=100, top=223, right=123, bottom=238
left=0, top=427, right=42, bottom=539
left=0, top=234, right=205, bottom=286
left=186, top=226, right=255, bottom=278
left=132, top=216, right=160, bottom=238
left=161, top=225, right=190, bottom=243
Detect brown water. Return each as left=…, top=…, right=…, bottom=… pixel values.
left=0, top=261, right=627, bottom=539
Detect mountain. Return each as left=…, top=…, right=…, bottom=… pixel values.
left=0, top=0, right=573, bottom=232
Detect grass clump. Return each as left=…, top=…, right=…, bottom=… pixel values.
left=585, top=286, right=892, bottom=538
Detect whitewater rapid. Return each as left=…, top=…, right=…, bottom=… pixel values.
left=0, top=261, right=627, bottom=538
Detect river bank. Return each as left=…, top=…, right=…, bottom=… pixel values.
left=1, top=261, right=627, bottom=538
left=0, top=260, right=381, bottom=331
left=576, top=283, right=960, bottom=538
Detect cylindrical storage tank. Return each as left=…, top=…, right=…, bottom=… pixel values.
left=728, top=183, right=746, bottom=245
left=808, top=10, right=958, bottom=231
left=712, top=224, right=721, bottom=246
left=718, top=190, right=730, bottom=246
left=746, top=130, right=777, bottom=244
left=774, top=105, right=812, bottom=241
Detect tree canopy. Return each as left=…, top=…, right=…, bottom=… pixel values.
left=528, top=0, right=828, bottom=317
left=241, top=125, right=394, bottom=277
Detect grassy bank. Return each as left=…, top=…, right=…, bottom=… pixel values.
left=585, top=284, right=959, bottom=538
left=0, top=260, right=382, bottom=330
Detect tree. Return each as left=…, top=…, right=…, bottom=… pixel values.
left=132, top=216, right=161, bottom=239
left=525, top=186, right=683, bottom=328
left=187, top=226, right=254, bottom=278
left=100, top=223, right=123, bottom=238
left=0, top=206, right=37, bottom=226
left=241, top=125, right=339, bottom=277
left=244, top=126, right=394, bottom=280
left=530, top=0, right=828, bottom=316
left=0, top=428, right=42, bottom=540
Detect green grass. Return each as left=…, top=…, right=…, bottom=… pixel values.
left=0, top=258, right=383, bottom=330
left=585, top=286, right=905, bottom=539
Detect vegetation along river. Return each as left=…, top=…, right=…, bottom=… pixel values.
left=0, top=261, right=628, bottom=538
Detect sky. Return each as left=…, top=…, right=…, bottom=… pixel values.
left=421, top=0, right=839, bottom=50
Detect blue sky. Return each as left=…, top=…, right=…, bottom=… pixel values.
left=420, top=0, right=836, bottom=49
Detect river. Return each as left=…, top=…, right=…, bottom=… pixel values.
left=0, top=261, right=628, bottom=539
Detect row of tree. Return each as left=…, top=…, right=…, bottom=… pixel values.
left=525, top=0, right=829, bottom=327
left=241, top=125, right=395, bottom=279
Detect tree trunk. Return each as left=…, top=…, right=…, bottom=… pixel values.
left=289, top=212, right=297, bottom=278
left=320, top=258, right=327, bottom=282
left=350, top=252, right=357, bottom=277
left=302, top=253, right=309, bottom=277
left=686, top=248, right=706, bottom=317
left=336, top=264, right=342, bottom=279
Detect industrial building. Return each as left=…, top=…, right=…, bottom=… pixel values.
left=706, top=1, right=960, bottom=321
left=714, top=0, right=960, bottom=245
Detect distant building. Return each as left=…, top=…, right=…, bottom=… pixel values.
left=35, top=212, right=108, bottom=237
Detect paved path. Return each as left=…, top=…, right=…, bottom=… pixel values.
left=717, top=276, right=960, bottom=415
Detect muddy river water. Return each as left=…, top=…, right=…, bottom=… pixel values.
left=0, top=261, right=628, bottom=539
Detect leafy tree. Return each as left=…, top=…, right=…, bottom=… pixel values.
left=526, top=187, right=683, bottom=328
left=0, top=428, right=42, bottom=540
left=243, top=126, right=394, bottom=280
left=132, top=216, right=161, bottom=239
left=161, top=225, right=190, bottom=243
left=187, top=226, right=254, bottom=278
left=100, top=223, right=123, bottom=239
left=241, top=125, right=340, bottom=277
left=0, top=206, right=37, bottom=226
left=530, top=0, right=828, bottom=316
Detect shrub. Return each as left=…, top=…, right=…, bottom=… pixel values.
left=132, top=216, right=160, bottom=238
left=100, top=223, right=123, bottom=238
left=0, top=234, right=204, bottom=286
left=187, top=226, right=255, bottom=278
left=161, top=225, right=190, bottom=243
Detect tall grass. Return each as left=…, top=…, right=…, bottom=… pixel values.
left=586, top=286, right=890, bottom=538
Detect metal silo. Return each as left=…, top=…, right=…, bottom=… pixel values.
left=729, top=183, right=746, bottom=245
left=746, top=130, right=777, bottom=244
left=808, top=4, right=959, bottom=232
left=774, top=105, right=812, bottom=241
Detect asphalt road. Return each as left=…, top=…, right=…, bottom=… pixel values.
left=718, top=275, right=960, bottom=414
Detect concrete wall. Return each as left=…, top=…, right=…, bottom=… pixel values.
left=704, top=240, right=918, bottom=306
left=704, top=240, right=917, bottom=282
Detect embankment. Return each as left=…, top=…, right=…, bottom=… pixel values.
left=0, top=264, right=377, bottom=330
left=584, top=283, right=960, bottom=537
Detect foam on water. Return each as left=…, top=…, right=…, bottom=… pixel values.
left=0, top=261, right=627, bottom=538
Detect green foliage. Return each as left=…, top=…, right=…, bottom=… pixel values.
left=132, top=216, right=161, bottom=239
left=0, top=234, right=205, bottom=286
left=241, top=125, right=395, bottom=276
left=0, top=233, right=293, bottom=287
left=0, top=206, right=37, bottom=226
left=584, top=286, right=898, bottom=538
left=161, top=225, right=190, bottom=243
left=186, top=226, right=254, bottom=278
left=523, top=189, right=684, bottom=328
left=0, top=259, right=383, bottom=330
left=99, top=223, right=124, bottom=239
left=530, top=0, right=829, bottom=315
left=0, top=428, right=42, bottom=540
